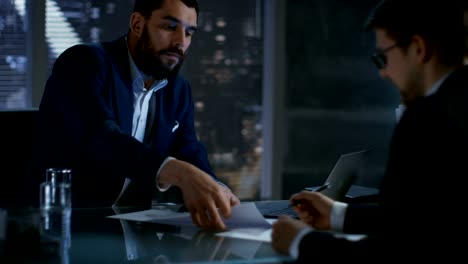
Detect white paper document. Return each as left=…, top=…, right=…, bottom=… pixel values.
left=107, top=202, right=272, bottom=229
left=216, top=227, right=272, bottom=242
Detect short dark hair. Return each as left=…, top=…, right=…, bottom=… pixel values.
left=365, top=0, right=465, bottom=65
left=133, top=0, right=199, bottom=19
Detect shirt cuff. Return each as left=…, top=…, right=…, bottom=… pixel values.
left=330, top=201, right=348, bottom=232
left=156, top=157, right=176, bottom=192
left=289, top=227, right=313, bottom=260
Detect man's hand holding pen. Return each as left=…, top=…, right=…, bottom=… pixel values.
left=288, top=186, right=335, bottom=231
left=272, top=184, right=336, bottom=254
left=290, top=183, right=331, bottom=206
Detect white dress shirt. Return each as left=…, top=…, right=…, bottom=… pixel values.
left=113, top=45, right=173, bottom=205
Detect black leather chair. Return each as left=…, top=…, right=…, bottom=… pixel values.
left=0, top=109, right=41, bottom=208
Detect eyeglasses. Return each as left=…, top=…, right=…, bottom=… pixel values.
left=371, top=43, right=400, bottom=69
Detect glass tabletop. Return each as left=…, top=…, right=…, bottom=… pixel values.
left=0, top=206, right=293, bottom=264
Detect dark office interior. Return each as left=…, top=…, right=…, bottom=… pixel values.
left=1, top=0, right=468, bottom=263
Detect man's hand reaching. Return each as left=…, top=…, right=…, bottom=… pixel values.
left=159, top=159, right=240, bottom=231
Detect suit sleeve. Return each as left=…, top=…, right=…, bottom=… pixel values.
left=296, top=231, right=377, bottom=263
left=169, top=79, right=217, bottom=180
left=343, top=203, right=380, bottom=235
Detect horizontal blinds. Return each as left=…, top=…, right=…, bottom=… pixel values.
left=0, top=0, right=27, bottom=109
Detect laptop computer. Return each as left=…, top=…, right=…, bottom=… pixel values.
left=255, top=149, right=371, bottom=218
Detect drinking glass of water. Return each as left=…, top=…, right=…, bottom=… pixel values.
left=39, top=168, right=72, bottom=252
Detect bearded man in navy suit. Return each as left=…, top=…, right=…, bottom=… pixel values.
left=35, top=0, right=239, bottom=231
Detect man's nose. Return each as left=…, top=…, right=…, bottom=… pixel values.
left=172, top=27, right=188, bottom=50
left=379, top=68, right=388, bottom=79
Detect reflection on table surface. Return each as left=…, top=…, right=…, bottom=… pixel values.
left=0, top=206, right=293, bottom=264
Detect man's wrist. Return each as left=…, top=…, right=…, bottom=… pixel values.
left=156, top=157, right=176, bottom=191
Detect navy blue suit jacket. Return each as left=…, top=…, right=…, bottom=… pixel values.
left=35, top=36, right=217, bottom=207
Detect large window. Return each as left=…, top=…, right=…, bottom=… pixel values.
left=0, top=0, right=264, bottom=200
left=182, top=0, right=264, bottom=200
left=0, top=0, right=27, bottom=108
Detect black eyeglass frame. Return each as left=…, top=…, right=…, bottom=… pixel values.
left=371, top=43, right=400, bottom=69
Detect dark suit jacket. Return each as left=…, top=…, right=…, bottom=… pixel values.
left=296, top=66, right=468, bottom=262
left=34, top=36, right=217, bottom=208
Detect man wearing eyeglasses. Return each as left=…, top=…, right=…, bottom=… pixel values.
left=271, top=0, right=468, bottom=262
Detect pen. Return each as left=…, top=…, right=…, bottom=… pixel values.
left=291, top=183, right=332, bottom=206
left=313, top=183, right=331, bottom=192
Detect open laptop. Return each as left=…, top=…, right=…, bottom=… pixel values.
left=255, top=149, right=371, bottom=218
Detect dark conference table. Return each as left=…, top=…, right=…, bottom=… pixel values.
left=0, top=206, right=293, bottom=264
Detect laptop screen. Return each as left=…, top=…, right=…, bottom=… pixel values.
left=318, top=149, right=371, bottom=201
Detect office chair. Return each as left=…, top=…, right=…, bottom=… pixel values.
left=0, top=109, right=41, bottom=208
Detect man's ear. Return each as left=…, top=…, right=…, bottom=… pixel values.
left=129, top=12, right=145, bottom=37
left=412, top=34, right=433, bottom=64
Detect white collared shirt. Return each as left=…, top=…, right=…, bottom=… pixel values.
left=127, top=50, right=168, bottom=142
left=395, top=71, right=453, bottom=122
left=113, top=43, right=171, bottom=206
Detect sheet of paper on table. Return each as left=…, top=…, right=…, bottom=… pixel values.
left=107, top=202, right=272, bottom=229
left=107, top=202, right=366, bottom=243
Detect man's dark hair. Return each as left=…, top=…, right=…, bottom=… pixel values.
left=365, top=0, right=465, bottom=65
left=133, top=0, right=199, bottom=19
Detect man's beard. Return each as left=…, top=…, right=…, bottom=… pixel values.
left=134, top=27, right=185, bottom=80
